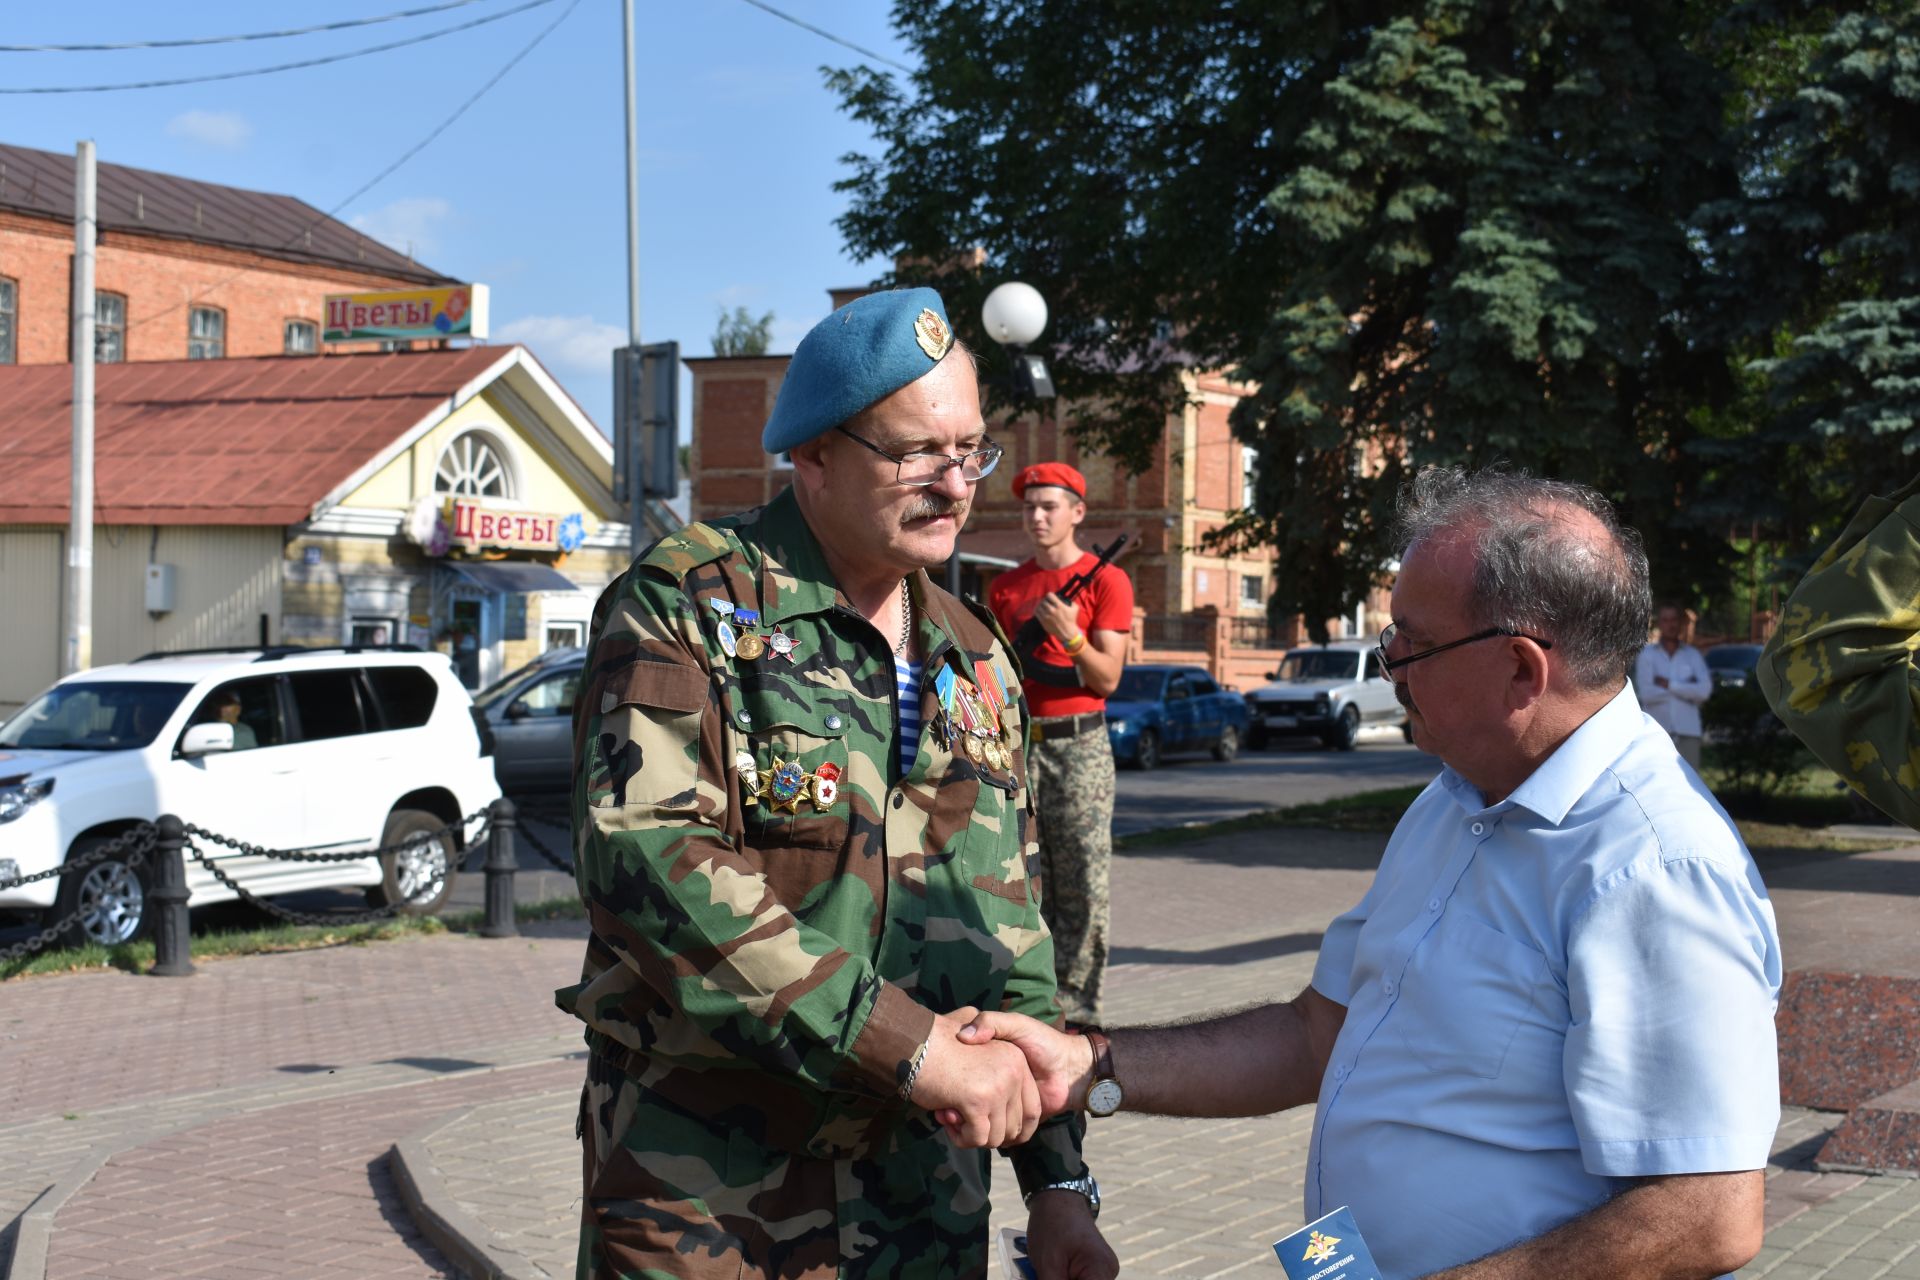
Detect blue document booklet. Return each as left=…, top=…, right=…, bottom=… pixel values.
left=1272, top=1206, right=1384, bottom=1280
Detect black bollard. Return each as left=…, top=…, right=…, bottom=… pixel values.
left=148, top=815, right=195, bottom=977
left=480, top=798, right=519, bottom=939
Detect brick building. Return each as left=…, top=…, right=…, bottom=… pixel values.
left=685, top=289, right=1391, bottom=691
left=0, top=140, right=453, bottom=366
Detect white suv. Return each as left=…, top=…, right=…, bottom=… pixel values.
left=0, top=647, right=502, bottom=946
left=1244, top=641, right=1409, bottom=751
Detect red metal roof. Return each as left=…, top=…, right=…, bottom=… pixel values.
left=0, top=347, right=513, bottom=526
left=0, top=142, right=454, bottom=286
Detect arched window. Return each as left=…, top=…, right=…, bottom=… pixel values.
left=434, top=431, right=516, bottom=498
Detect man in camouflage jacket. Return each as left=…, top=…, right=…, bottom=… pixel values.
left=1759, top=472, right=1920, bottom=829
left=558, top=288, right=1115, bottom=1279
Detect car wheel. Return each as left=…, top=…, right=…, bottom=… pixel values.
left=1324, top=705, right=1361, bottom=752
left=53, top=837, right=152, bottom=948
left=1132, top=729, right=1161, bottom=771
left=1211, top=725, right=1241, bottom=763
left=368, top=808, right=457, bottom=915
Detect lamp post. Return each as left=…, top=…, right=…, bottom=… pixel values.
left=980, top=282, right=1055, bottom=400
left=942, top=283, right=1057, bottom=597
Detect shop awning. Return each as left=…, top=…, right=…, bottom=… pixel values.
left=444, top=561, right=581, bottom=594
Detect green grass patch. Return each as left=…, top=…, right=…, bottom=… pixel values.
left=1116, top=784, right=1427, bottom=850
left=1116, top=782, right=1900, bottom=857
left=2, top=894, right=591, bottom=982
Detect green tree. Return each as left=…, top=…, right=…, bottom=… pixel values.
left=833, top=1, right=1746, bottom=634
left=1700, top=3, right=1920, bottom=558
left=712, top=305, right=775, bottom=357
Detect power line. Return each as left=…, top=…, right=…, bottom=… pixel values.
left=0, top=0, right=561, bottom=94
left=735, top=0, right=913, bottom=74
left=0, top=0, right=491, bottom=53
left=121, top=0, right=584, bottom=337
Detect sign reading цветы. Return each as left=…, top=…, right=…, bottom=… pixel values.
left=323, top=284, right=490, bottom=342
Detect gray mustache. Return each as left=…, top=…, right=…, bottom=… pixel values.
left=903, top=494, right=962, bottom=522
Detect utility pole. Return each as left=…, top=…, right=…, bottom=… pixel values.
left=64, top=140, right=96, bottom=675
left=622, top=0, right=645, bottom=559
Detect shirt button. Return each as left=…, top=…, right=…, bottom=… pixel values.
left=825, top=714, right=843, bottom=731
left=1471, top=822, right=1485, bottom=835
left=1381, top=979, right=1395, bottom=996
left=1427, top=898, right=1441, bottom=913
left=1334, top=1064, right=1349, bottom=1080
left=735, top=709, right=752, bottom=728
left=891, top=793, right=904, bottom=810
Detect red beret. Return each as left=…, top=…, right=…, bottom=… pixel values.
left=1012, top=462, right=1086, bottom=500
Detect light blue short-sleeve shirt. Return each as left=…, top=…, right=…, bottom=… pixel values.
left=1307, top=685, right=1783, bottom=1280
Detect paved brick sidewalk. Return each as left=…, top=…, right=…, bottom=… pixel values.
left=7, top=826, right=1920, bottom=1278
left=401, top=831, right=1920, bottom=1280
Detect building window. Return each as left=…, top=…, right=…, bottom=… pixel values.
left=1241, top=445, right=1259, bottom=511
left=434, top=431, right=515, bottom=498
left=284, top=319, right=318, bottom=355
left=0, top=277, right=15, bottom=364
left=1240, top=572, right=1267, bottom=608
left=95, top=292, right=127, bottom=364
left=188, top=306, right=225, bottom=359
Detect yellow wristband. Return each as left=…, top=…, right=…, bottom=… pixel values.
left=1062, top=633, right=1087, bottom=656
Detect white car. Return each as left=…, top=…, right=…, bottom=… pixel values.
left=1244, top=640, right=1409, bottom=751
left=0, top=647, right=502, bottom=947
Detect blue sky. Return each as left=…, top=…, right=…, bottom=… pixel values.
left=2, top=0, right=912, bottom=438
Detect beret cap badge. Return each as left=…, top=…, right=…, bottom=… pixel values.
left=913, top=308, right=954, bottom=361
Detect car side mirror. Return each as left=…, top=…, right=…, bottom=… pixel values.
left=180, top=723, right=235, bottom=756
left=505, top=700, right=532, bottom=721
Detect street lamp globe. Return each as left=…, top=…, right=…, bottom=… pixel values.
left=981, top=282, right=1048, bottom=347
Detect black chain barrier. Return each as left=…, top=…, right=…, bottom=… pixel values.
left=0, top=826, right=156, bottom=964
left=184, top=842, right=432, bottom=927
left=514, top=809, right=576, bottom=876
left=1, top=809, right=500, bottom=966
left=181, top=810, right=491, bottom=863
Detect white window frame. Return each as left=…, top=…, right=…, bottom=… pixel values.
left=96, top=291, right=127, bottom=364
left=188, top=305, right=226, bottom=359
left=433, top=430, right=521, bottom=500
left=284, top=318, right=318, bottom=355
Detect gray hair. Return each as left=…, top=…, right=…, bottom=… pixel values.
left=1395, top=466, right=1652, bottom=690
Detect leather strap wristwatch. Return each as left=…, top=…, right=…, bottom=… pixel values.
left=1081, top=1026, right=1123, bottom=1117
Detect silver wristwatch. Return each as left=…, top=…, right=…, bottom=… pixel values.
left=1023, top=1173, right=1101, bottom=1220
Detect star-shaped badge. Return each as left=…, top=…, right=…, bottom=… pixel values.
left=756, top=757, right=810, bottom=814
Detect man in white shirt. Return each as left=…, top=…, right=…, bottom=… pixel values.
left=1634, top=603, right=1713, bottom=768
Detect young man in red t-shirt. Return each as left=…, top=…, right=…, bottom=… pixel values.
left=988, top=462, right=1133, bottom=1023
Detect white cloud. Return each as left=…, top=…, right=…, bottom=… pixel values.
left=348, top=196, right=454, bottom=258
left=165, top=109, right=252, bottom=151
left=495, top=314, right=627, bottom=372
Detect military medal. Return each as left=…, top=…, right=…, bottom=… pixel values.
left=734, top=750, right=758, bottom=791
left=734, top=608, right=760, bottom=627
left=813, top=761, right=841, bottom=809
left=735, top=632, right=767, bottom=661
left=768, top=628, right=800, bottom=663
left=716, top=619, right=739, bottom=658
left=757, top=757, right=809, bottom=814
left=708, top=598, right=735, bottom=618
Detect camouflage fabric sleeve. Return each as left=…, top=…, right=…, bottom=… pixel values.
left=981, top=616, right=1091, bottom=1192
left=577, top=564, right=936, bottom=1099
left=1759, top=473, right=1920, bottom=829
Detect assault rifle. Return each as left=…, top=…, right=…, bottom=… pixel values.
left=1013, top=533, right=1129, bottom=688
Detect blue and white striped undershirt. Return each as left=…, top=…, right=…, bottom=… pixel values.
left=893, top=652, right=924, bottom=776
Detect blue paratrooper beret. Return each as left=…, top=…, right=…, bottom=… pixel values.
left=762, top=287, right=957, bottom=454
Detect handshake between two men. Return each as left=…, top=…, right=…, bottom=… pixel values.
left=910, top=1006, right=1110, bottom=1148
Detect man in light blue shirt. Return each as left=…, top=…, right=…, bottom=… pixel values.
left=945, top=467, right=1782, bottom=1280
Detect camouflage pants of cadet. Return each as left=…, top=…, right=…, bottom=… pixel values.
left=577, top=1052, right=994, bottom=1279
left=1028, top=720, right=1114, bottom=1024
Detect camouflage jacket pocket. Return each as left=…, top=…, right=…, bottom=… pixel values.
left=732, top=674, right=856, bottom=851
left=586, top=659, right=709, bottom=811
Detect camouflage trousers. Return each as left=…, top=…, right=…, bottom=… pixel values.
left=1028, top=719, right=1114, bottom=1024
left=577, top=1052, right=994, bottom=1279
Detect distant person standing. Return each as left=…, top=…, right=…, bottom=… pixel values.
left=989, top=463, right=1133, bottom=1024
left=1634, top=602, right=1712, bottom=768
